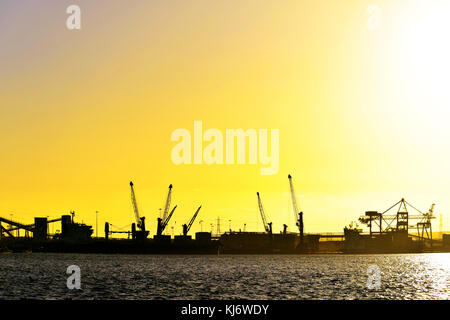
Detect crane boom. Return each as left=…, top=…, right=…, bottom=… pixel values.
left=288, top=174, right=304, bottom=241
left=161, top=205, right=177, bottom=231
left=257, top=192, right=272, bottom=233
left=187, top=206, right=201, bottom=231
left=257, top=192, right=268, bottom=232
left=162, top=184, right=173, bottom=221
left=183, top=206, right=202, bottom=236
left=130, top=181, right=142, bottom=229
left=288, top=175, right=299, bottom=221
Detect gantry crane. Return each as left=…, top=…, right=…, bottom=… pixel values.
left=130, top=181, right=149, bottom=240
left=358, top=198, right=436, bottom=241
left=182, top=206, right=202, bottom=236
left=256, top=192, right=272, bottom=234
left=288, top=174, right=304, bottom=243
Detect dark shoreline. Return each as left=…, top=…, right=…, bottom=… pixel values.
left=1, top=238, right=449, bottom=255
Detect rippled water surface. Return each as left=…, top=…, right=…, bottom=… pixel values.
left=0, top=253, right=448, bottom=299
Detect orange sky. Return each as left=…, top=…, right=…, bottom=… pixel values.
left=1, top=0, right=449, bottom=236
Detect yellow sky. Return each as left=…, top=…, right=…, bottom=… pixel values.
left=1, top=0, right=449, bottom=236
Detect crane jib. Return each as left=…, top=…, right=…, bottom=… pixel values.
left=130, top=181, right=143, bottom=229
left=186, top=206, right=202, bottom=233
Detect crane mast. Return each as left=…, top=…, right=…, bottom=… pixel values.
left=157, top=205, right=177, bottom=236
left=130, top=181, right=145, bottom=231
left=156, top=184, right=177, bottom=236
left=183, top=206, right=202, bottom=236
left=257, top=192, right=272, bottom=234
left=288, top=174, right=304, bottom=243
left=162, top=184, right=173, bottom=221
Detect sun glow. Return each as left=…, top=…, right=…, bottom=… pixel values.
left=397, top=3, right=450, bottom=121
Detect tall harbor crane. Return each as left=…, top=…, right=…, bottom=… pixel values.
left=157, top=184, right=177, bottom=236
left=162, top=184, right=173, bottom=221
left=157, top=205, right=177, bottom=236
left=288, top=174, right=304, bottom=243
left=182, top=206, right=202, bottom=236
left=130, top=181, right=149, bottom=240
left=256, top=192, right=272, bottom=234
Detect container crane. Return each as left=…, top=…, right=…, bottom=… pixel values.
left=358, top=198, right=436, bottom=241
left=288, top=174, right=304, bottom=243
left=182, top=206, right=202, bottom=236
left=256, top=192, right=272, bottom=234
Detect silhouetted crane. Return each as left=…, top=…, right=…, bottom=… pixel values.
left=162, top=184, right=173, bottom=221
left=288, top=174, right=303, bottom=243
left=130, top=181, right=146, bottom=232
left=157, top=184, right=177, bottom=236
left=157, top=205, right=177, bottom=236
left=256, top=192, right=272, bottom=234
left=182, top=206, right=202, bottom=236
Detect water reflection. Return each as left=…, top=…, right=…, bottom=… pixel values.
left=0, top=253, right=448, bottom=299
